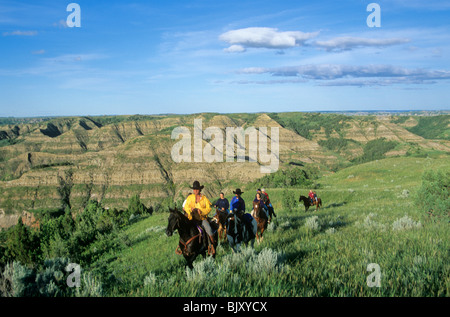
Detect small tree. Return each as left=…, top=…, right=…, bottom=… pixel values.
left=415, top=169, right=449, bottom=220
left=5, top=219, right=41, bottom=265
left=128, top=194, right=148, bottom=216
left=282, top=189, right=297, bottom=211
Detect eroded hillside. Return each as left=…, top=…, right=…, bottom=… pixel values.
left=0, top=112, right=449, bottom=228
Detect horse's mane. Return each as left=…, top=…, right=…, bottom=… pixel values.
left=170, top=208, right=193, bottom=227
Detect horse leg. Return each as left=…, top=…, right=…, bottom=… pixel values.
left=185, top=255, right=195, bottom=270
left=218, top=226, right=223, bottom=243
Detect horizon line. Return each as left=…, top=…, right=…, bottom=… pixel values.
left=1, top=109, right=449, bottom=119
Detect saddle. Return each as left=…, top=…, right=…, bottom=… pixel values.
left=175, top=218, right=218, bottom=256
left=175, top=225, right=204, bottom=256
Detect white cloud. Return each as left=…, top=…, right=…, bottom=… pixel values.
left=31, top=49, right=45, bottom=55
left=223, top=44, right=246, bottom=53
left=2, top=30, right=37, bottom=36
left=220, top=27, right=319, bottom=52
left=313, top=37, right=410, bottom=51
left=235, top=64, right=450, bottom=86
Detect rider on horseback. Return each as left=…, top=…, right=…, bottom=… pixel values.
left=214, top=192, right=229, bottom=216
left=253, top=192, right=269, bottom=220
left=230, top=188, right=255, bottom=241
left=183, top=181, right=216, bottom=256
left=261, top=188, right=276, bottom=221
left=309, top=190, right=315, bottom=205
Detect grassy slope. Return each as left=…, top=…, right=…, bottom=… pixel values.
left=89, top=156, right=449, bottom=297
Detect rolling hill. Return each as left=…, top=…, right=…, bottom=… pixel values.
left=0, top=111, right=449, bottom=229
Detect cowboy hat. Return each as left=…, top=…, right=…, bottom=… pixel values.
left=190, top=180, right=204, bottom=190
left=233, top=188, right=244, bottom=195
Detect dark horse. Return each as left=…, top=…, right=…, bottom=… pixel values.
left=213, top=208, right=228, bottom=243
left=299, top=195, right=322, bottom=212
left=166, top=207, right=218, bottom=269
left=226, top=211, right=257, bottom=253
left=251, top=201, right=268, bottom=243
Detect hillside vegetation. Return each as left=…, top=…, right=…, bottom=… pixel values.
left=1, top=156, right=448, bottom=297
left=1, top=112, right=448, bottom=220
left=0, top=112, right=449, bottom=297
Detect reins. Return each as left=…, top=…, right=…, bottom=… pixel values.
left=175, top=232, right=202, bottom=256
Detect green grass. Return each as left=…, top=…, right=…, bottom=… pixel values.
left=85, top=156, right=449, bottom=297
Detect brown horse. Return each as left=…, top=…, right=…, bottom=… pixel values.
left=213, top=208, right=228, bottom=243
left=251, top=201, right=268, bottom=243
left=299, top=195, right=322, bottom=212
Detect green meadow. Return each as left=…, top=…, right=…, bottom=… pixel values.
left=82, top=156, right=449, bottom=297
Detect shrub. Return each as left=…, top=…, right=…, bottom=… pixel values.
left=304, top=216, right=321, bottom=232
left=325, top=227, right=336, bottom=235
left=282, top=189, right=297, bottom=210
left=255, top=167, right=313, bottom=188
left=128, top=194, right=151, bottom=216
left=186, top=257, right=217, bottom=283
left=4, top=219, right=41, bottom=265
left=245, top=248, right=284, bottom=275
left=0, top=262, right=14, bottom=297
left=74, top=272, right=104, bottom=297
left=357, top=213, right=387, bottom=232
left=143, top=272, right=158, bottom=286
left=185, top=247, right=285, bottom=285
left=35, top=258, right=73, bottom=297
left=10, top=262, right=36, bottom=296
left=392, top=215, right=422, bottom=231
left=415, top=169, right=449, bottom=220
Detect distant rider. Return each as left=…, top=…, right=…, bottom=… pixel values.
left=261, top=188, right=276, bottom=221
left=308, top=190, right=315, bottom=205
left=253, top=192, right=269, bottom=220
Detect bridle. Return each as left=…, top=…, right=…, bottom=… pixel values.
left=175, top=232, right=202, bottom=256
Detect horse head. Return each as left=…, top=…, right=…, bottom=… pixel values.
left=299, top=195, right=308, bottom=204
left=253, top=202, right=262, bottom=217
left=166, top=207, right=184, bottom=237
left=226, top=213, right=236, bottom=237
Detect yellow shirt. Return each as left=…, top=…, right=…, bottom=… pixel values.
left=184, top=194, right=212, bottom=221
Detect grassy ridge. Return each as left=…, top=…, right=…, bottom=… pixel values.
left=88, top=157, right=449, bottom=297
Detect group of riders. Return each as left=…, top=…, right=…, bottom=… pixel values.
left=182, top=180, right=321, bottom=257
left=182, top=181, right=277, bottom=256
left=182, top=181, right=279, bottom=256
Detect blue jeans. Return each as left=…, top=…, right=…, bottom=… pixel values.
left=202, top=219, right=213, bottom=237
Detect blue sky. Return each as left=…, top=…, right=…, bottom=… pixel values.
left=0, top=0, right=449, bottom=117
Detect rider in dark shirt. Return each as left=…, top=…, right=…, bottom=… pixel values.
left=214, top=192, right=229, bottom=215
